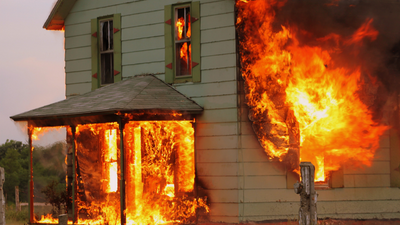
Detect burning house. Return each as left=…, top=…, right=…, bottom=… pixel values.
left=10, top=0, right=400, bottom=224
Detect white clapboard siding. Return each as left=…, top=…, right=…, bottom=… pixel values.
left=63, top=0, right=400, bottom=222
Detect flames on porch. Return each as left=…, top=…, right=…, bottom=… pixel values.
left=10, top=75, right=207, bottom=225
left=30, top=120, right=208, bottom=225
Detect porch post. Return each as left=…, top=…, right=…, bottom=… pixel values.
left=71, top=126, right=77, bottom=224
left=118, top=119, right=126, bottom=225
left=28, top=126, right=34, bottom=224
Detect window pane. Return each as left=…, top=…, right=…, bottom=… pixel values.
left=176, top=42, right=191, bottom=76
left=176, top=8, right=185, bottom=40
left=101, top=21, right=109, bottom=51
left=109, top=21, right=113, bottom=50
left=101, top=53, right=114, bottom=84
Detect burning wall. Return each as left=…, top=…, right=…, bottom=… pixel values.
left=236, top=0, right=400, bottom=182
left=32, top=121, right=208, bottom=225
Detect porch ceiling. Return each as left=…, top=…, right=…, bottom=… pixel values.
left=10, top=75, right=203, bottom=127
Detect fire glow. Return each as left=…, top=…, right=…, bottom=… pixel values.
left=237, top=0, right=388, bottom=181
left=176, top=12, right=192, bottom=74
left=34, top=121, right=208, bottom=225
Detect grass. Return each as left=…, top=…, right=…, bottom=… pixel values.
left=5, top=204, right=54, bottom=224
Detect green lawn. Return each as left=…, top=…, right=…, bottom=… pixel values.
left=5, top=204, right=54, bottom=224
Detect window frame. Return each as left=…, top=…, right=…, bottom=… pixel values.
left=91, top=14, right=122, bottom=90
left=99, top=18, right=115, bottom=85
left=165, top=2, right=200, bottom=84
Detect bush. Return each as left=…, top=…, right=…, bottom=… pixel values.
left=41, top=180, right=67, bottom=216
left=5, top=204, right=29, bottom=222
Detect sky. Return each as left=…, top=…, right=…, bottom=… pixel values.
left=0, top=0, right=66, bottom=146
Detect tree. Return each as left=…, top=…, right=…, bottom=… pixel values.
left=0, top=146, right=25, bottom=203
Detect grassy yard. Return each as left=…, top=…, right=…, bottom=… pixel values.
left=5, top=204, right=54, bottom=224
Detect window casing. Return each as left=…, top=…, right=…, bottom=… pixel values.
left=100, top=19, right=114, bottom=85
left=165, top=2, right=200, bottom=84
left=91, top=14, right=121, bottom=90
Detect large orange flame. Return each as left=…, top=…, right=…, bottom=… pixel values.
left=237, top=0, right=388, bottom=182
left=36, top=121, right=208, bottom=225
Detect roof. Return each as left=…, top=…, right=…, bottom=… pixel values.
left=10, top=75, right=203, bottom=127
left=44, top=0, right=77, bottom=30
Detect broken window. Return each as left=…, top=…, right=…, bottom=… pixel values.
left=100, top=19, right=114, bottom=85
left=175, top=6, right=192, bottom=76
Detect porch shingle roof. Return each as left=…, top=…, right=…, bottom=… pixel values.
left=10, top=75, right=202, bottom=125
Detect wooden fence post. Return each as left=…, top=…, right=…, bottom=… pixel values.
left=0, top=167, right=5, bottom=225
left=294, top=162, right=318, bottom=225
left=15, top=186, right=20, bottom=212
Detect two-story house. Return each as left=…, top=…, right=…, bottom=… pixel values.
left=11, top=0, right=400, bottom=224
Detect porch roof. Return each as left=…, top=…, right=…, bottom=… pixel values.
left=10, top=75, right=203, bottom=127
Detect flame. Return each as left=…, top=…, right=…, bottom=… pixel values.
left=176, top=17, right=185, bottom=40
left=237, top=0, right=388, bottom=182
left=176, top=13, right=192, bottom=73
left=36, top=121, right=207, bottom=225
left=30, top=126, right=64, bottom=140
left=187, top=15, right=191, bottom=38
left=104, top=129, right=118, bottom=193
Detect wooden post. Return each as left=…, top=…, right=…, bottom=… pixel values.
left=118, top=119, right=126, bottom=225
left=71, top=126, right=77, bottom=224
left=0, top=167, right=5, bottom=225
left=15, top=186, right=20, bottom=212
left=28, top=126, right=34, bottom=224
left=58, top=214, right=68, bottom=225
left=294, top=162, right=318, bottom=225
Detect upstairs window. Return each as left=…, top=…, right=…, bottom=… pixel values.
left=175, top=6, right=191, bottom=76
left=100, top=19, right=114, bottom=85
left=91, top=14, right=121, bottom=90
left=165, top=2, right=200, bottom=84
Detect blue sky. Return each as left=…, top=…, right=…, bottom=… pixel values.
left=0, top=0, right=65, bottom=145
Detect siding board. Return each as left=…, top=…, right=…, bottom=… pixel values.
left=244, top=176, right=287, bottom=189
left=66, top=71, right=92, bottom=84
left=122, top=10, right=164, bottom=27
left=122, top=24, right=164, bottom=40
left=197, top=163, right=238, bottom=176
left=65, top=35, right=90, bottom=49
left=122, top=36, right=164, bottom=53
left=201, top=67, right=236, bottom=83
left=175, top=81, right=237, bottom=98
left=197, top=149, right=238, bottom=163
left=196, top=108, right=238, bottom=123
left=191, top=95, right=237, bottom=110
left=201, top=1, right=235, bottom=17
left=65, top=47, right=91, bottom=61
left=122, top=49, right=165, bottom=65
left=196, top=136, right=238, bottom=150
left=196, top=122, right=238, bottom=136
left=201, top=54, right=236, bottom=70
left=201, top=13, right=235, bottom=30
left=244, top=162, right=285, bottom=176
left=65, top=59, right=91, bottom=72
left=202, top=26, right=236, bottom=43
left=123, top=62, right=165, bottom=76
left=197, top=176, right=238, bottom=190
left=65, top=22, right=90, bottom=37
left=66, top=82, right=91, bottom=96
left=201, top=40, right=236, bottom=57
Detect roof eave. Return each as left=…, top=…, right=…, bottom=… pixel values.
left=43, top=0, right=77, bottom=30
left=11, top=109, right=202, bottom=127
